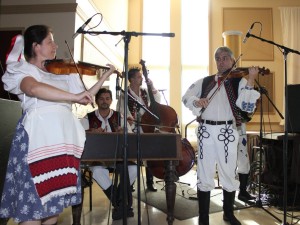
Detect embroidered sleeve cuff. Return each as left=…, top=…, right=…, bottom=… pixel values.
left=193, top=100, right=199, bottom=108
left=241, top=101, right=255, bottom=112
left=245, top=85, right=254, bottom=90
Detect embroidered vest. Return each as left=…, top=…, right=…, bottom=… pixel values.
left=128, top=88, right=149, bottom=118
left=200, top=75, right=217, bottom=98
left=227, top=78, right=253, bottom=123
left=87, top=110, right=120, bottom=132
left=199, top=76, right=251, bottom=126
left=223, top=78, right=242, bottom=126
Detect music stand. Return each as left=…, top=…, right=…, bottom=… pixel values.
left=246, top=32, right=300, bottom=225
left=80, top=29, right=174, bottom=225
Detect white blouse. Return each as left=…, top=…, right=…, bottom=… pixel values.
left=2, top=59, right=85, bottom=112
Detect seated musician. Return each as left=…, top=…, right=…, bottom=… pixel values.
left=81, top=88, right=137, bottom=220
left=117, top=67, right=161, bottom=192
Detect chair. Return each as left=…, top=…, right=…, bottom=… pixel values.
left=80, top=164, right=93, bottom=211
left=79, top=163, right=129, bottom=211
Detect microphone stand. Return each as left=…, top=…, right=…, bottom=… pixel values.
left=247, top=32, right=300, bottom=225
left=119, top=87, right=159, bottom=223
left=244, top=78, right=284, bottom=221
left=158, top=89, right=169, bottom=105
left=80, top=29, right=174, bottom=225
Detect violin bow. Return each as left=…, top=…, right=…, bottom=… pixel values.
left=64, top=40, right=95, bottom=108
left=199, top=54, right=243, bottom=114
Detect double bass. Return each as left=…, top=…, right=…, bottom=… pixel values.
left=139, top=59, right=195, bottom=179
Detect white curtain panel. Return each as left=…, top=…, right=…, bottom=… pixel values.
left=279, top=7, right=300, bottom=84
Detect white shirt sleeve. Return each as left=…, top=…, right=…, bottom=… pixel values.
left=2, top=60, right=41, bottom=95
left=236, top=78, right=260, bottom=113
left=182, top=79, right=204, bottom=116
left=68, top=73, right=86, bottom=94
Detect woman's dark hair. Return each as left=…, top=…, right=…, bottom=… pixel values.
left=24, top=25, right=52, bottom=60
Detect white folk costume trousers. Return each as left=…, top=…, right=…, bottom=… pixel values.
left=196, top=121, right=240, bottom=192
left=237, top=123, right=251, bottom=174
left=91, top=165, right=137, bottom=190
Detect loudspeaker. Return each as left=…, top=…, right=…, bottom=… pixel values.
left=261, top=135, right=300, bottom=185
left=0, top=99, right=22, bottom=200
left=287, top=84, right=300, bottom=133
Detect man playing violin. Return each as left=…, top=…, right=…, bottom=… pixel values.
left=117, top=67, right=161, bottom=192
left=182, top=46, right=260, bottom=225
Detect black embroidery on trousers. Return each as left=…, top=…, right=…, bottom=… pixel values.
left=197, top=124, right=210, bottom=159
left=218, top=124, right=235, bottom=163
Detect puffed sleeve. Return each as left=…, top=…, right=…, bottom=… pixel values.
left=2, top=34, right=36, bottom=95
left=182, top=79, right=204, bottom=116
left=2, top=60, right=41, bottom=95
left=236, top=78, right=260, bottom=113
left=67, top=73, right=86, bottom=94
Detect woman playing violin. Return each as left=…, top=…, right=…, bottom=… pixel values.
left=182, top=46, right=260, bottom=225
left=0, top=25, right=115, bottom=225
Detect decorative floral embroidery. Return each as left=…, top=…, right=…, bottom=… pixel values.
left=241, top=101, right=255, bottom=112
left=197, top=124, right=210, bottom=159
left=218, top=124, right=235, bottom=163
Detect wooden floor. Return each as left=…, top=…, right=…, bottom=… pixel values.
left=6, top=168, right=300, bottom=225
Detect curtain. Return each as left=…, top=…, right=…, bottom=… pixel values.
left=279, top=7, right=300, bottom=84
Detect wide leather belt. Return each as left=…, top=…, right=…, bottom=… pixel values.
left=200, top=119, right=233, bottom=125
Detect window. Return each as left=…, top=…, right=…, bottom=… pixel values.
left=142, top=0, right=209, bottom=138
left=181, top=0, right=209, bottom=129
left=142, top=0, right=171, bottom=103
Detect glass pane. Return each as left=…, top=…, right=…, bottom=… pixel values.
left=181, top=0, right=209, bottom=66
left=181, top=69, right=208, bottom=125
left=143, top=0, right=170, bottom=65
left=181, top=0, right=209, bottom=126
left=142, top=0, right=170, bottom=104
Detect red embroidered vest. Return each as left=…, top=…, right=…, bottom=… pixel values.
left=87, top=110, right=120, bottom=132
left=128, top=88, right=149, bottom=118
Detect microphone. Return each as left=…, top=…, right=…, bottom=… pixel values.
left=72, top=17, right=93, bottom=39
left=158, top=89, right=167, bottom=92
left=116, top=76, right=121, bottom=99
left=243, top=23, right=255, bottom=44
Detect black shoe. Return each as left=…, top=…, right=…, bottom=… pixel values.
left=147, top=183, right=157, bottom=192
left=238, top=190, right=255, bottom=202
left=223, top=213, right=241, bottom=225
left=198, top=214, right=209, bottom=225
left=112, top=207, right=122, bottom=220
left=131, top=185, right=135, bottom=192
left=127, top=207, right=134, bottom=217
left=112, top=207, right=134, bottom=220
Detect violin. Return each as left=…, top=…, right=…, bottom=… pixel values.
left=200, top=66, right=270, bottom=115
left=44, top=59, right=122, bottom=77
left=222, top=66, right=270, bottom=79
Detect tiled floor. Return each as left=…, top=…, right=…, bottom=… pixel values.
left=6, top=168, right=300, bottom=225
